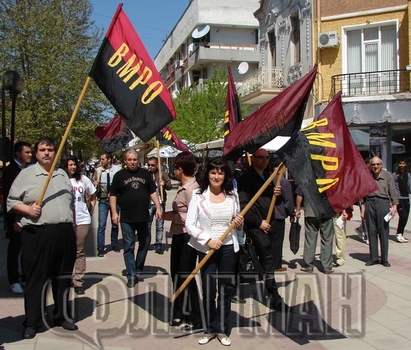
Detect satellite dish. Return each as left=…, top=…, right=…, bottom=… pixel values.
left=237, top=62, right=249, bottom=75
left=171, top=90, right=180, bottom=99
left=192, top=24, right=210, bottom=39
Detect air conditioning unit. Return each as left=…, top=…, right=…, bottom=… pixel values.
left=318, top=31, right=339, bottom=49
left=179, top=60, right=184, bottom=68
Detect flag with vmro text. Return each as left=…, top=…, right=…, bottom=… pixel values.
left=224, top=67, right=242, bottom=142
left=276, top=92, right=378, bottom=220
left=94, top=114, right=133, bottom=153
left=223, top=66, right=317, bottom=161
left=156, top=126, right=190, bottom=152
left=89, top=4, right=175, bottom=143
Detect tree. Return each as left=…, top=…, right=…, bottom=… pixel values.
left=0, top=0, right=112, bottom=159
left=170, top=66, right=226, bottom=144
left=171, top=65, right=252, bottom=146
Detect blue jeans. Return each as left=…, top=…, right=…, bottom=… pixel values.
left=121, top=222, right=150, bottom=280
left=97, top=199, right=119, bottom=250
left=148, top=203, right=165, bottom=250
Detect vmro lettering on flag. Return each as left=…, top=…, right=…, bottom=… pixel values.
left=108, top=43, right=163, bottom=104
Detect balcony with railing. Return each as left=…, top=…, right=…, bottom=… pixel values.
left=331, top=69, right=411, bottom=98
left=240, top=67, right=284, bottom=104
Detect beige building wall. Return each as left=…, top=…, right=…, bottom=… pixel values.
left=321, top=0, right=407, bottom=17
left=315, top=1, right=410, bottom=103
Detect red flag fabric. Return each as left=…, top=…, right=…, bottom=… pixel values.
left=276, top=92, right=378, bottom=220
left=94, top=115, right=133, bottom=153
left=156, top=126, right=190, bottom=152
left=223, top=66, right=317, bottom=161
left=89, top=4, right=175, bottom=143
left=94, top=114, right=125, bottom=140
left=224, top=67, right=242, bottom=142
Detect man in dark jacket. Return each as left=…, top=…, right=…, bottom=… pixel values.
left=2, top=141, right=32, bottom=294
left=238, top=148, right=290, bottom=312
left=147, top=156, right=172, bottom=254
left=392, top=158, right=411, bottom=243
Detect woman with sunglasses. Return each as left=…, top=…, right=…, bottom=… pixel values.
left=163, top=151, right=202, bottom=331
left=186, top=157, right=244, bottom=346
left=63, top=155, right=96, bottom=295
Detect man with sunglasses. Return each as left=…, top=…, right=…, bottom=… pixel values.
left=238, top=148, right=290, bottom=312
left=361, top=156, right=398, bottom=267
left=147, top=157, right=172, bottom=254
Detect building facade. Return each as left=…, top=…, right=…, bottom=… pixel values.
left=241, top=0, right=314, bottom=105
left=316, top=0, right=411, bottom=170
left=154, top=0, right=260, bottom=96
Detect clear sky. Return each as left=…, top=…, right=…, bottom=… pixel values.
left=90, top=0, right=190, bottom=59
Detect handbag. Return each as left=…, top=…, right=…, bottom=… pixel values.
left=238, top=237, right=264, bottom=283
left=289, top=218, right=301, bottom=255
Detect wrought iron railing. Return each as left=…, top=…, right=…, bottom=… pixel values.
left=242, top=67, right=284, bottom=95
left=331, top=69, right=411, bottom=97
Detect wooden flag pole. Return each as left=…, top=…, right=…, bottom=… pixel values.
left=156, top=140, right=164, bottom=202
left=37, top=77, right=92, bottom=205
left=266, top=163, right=286, bottom=223
left=170, top=163, right=283, bottom=302
left=246, top=152, right=252, bottom=166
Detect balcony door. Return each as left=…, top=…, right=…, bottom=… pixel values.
left=346, top=23, right=397, bottom=95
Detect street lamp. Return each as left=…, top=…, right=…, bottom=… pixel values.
left=1, top=70, right=25, bottom=164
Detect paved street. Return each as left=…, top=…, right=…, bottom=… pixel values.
left=1, top=185, right=411, bottom=349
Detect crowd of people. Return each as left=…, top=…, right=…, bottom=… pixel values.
left=1, top=139, right=409, bottom=344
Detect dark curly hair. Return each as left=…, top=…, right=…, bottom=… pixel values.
left=62, top=155, right=82, bottom=181
left=197, top=157, right=234, bottom=195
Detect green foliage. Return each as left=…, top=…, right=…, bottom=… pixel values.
left=171, top=65, right=252, bottom=146
left=0, top=0, right=112, bottom=160
left=171, top=66, right=227, bottom=144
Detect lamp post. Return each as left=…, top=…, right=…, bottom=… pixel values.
left=1, top=70, right=25, bottom=164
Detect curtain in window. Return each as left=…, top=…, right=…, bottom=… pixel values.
left=347, top=29, right=361, bottom=73
left=381, top=25, right=396, bottom=70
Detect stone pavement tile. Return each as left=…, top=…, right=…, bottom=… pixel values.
left=385, top=293, right=411, bottom=310
left=361, top=333, right=411, bottom=349
left=369, top=306, right=409, bottom=323
left=378, top=318, right=411, bottom=341
left=1, top=344, right=35, bottom=350
left=366, top=275, right=411, bottom=294
left=319, top=337, right=376, bottom=350
left=34, top=336, right=83, bottom=350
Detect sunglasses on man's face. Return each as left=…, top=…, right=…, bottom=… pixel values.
left=254, top=155, right=270, bottom=160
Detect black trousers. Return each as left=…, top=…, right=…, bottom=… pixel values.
left=170, top=233, right=201, bottom=323
left=21, top=223, right=76, bottom=328
left=271, top=219, right=285, bottom=269
left=7, top=229, right=23, bottom=285
left=365, top=197, right=390, bottom=263
left=396, top=198, right=410, bottom=235
left=247, top=227, right=281, bottom=303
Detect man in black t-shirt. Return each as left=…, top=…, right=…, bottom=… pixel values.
left=110, top=149, right=162, bottom=287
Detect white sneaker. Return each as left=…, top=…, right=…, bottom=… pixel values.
left=397, top=234, right=405, bottom=243
left=403, top=236, right=409, bottom=243
left=10, top=283, right=23, bottom=294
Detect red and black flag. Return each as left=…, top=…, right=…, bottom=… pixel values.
left=223, top=67, right=242, bottom=142
left=94, top=114, right=133, bottom=153
left=223, top=66, right=317, bottom=161
left=276, top=92, right=378, bottom=220
left=89, top=4, right=175, bottom=143
left=157, top=125, right=190, bottom=152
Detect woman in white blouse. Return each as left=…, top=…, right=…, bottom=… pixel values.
left=185, top=157, right=243, bottom=346
left=63, top=156, right=96, bottom=295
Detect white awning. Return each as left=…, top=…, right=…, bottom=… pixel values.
left=147, top=146, right=181, bottom=158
